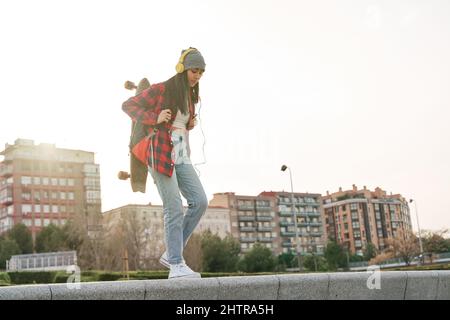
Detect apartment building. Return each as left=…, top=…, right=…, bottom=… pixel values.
left=260, top=191, right=325, bottom=255
left=322, top=185, right=413, bottom=256
left=0, top=139, right=102, bottom=244
left=209, top=192, right=279, bottom=254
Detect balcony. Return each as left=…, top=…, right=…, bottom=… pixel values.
left=279, top=211, right=292, bottom=217
left=278, top=199, right=291, bottom=205
left=281, top=231, right=296, bottom=237
left=279, top=221, right=294, bottom=227
left=240, top=237, right=257, bottom=243
left=257, top=227, right=272, bottom=232
left=255, top=205, right=271, bottom=211
left=237, top=204, right=254, bottom=211
left=298, top=222, right=309, bottom=227
left=310, top=232, right=323, bottom=237
left=256, top=215, right=272, bottom=221
left=309, top=222, right=322, bottom=227
left=239, top=226, right=256, bottom=232
left=238, top=216, right=255, bottom=222
left=307, top=212, right=321, bottom=217
left=257, top=237, right=273, bottom=242
left=282, top=242, right=293, bottom=247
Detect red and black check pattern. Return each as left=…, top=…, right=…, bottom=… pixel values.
left=122, top=83, right=176, bottom=177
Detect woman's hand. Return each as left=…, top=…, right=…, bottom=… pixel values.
left=157, top=109, right=172, bottom=124
left=187, top=114, right=197, bottom=130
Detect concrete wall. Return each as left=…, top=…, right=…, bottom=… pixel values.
left=0, top=271, right=449, bottom=300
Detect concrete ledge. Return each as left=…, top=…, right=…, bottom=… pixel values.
left=145, top=278, right=218, bottom=300
left=0, top=283, right=52, bottom=300
left=437, top=271, right=450, bottom=300
left=50, top=280, right=146, bottom=300
left=404, top=271, right=440, bottom=300
left=217, top=275, right=279, bottom=300
left=1, top=271, right=449, bottom=300
left=328, top=271, right=407, bottom=300
left=278, top=273, right=329, bottom=300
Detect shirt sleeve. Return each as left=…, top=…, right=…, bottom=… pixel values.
left=122, top=83, right=164, bottom=126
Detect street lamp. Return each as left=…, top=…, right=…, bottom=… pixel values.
left=281, top=165, right=303, bottom=272
left=409, top=199, right=424, bottom=262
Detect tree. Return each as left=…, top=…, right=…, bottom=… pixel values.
left=35, top=224, right=69, bottom=253
left=423, top=229, right=450, bottom=254
left=303, top=255, right=328, bottom=272
left=363, top=243, right=378, bottom=261
left=277, top=252, right=296, bottom=270
left=324, top=241, right=348, bottom=271
left=184, top=233, right=203, bottom=272
left=386, top=231, right=420, bottom=266
left=201, top=231, right=240, bottom=272
left=7, top=223, right=33, bottom=254
left=238, top=243, right=276, bottom=273
left=0, top=239, right=21, bottom=269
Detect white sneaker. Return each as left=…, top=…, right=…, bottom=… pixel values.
left=159, top=251, right=185, bottom=269
left=168, top=263, right=201, bottom=279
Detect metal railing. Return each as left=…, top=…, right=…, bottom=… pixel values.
left=7, top=251, right=77, bottom=271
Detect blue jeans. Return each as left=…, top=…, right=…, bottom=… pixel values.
left=149, top=163, right=208, bottom=265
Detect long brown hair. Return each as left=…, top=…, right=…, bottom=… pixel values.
left=163, top=71, right=199, bottom=115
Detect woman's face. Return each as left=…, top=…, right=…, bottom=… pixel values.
left=187, top=68, right=204, bottom=87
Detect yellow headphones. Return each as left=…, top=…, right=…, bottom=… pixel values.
left=175, top=48, right=197, bottom=73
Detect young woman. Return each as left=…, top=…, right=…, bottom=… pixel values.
left=122, top=48, right=208, bottom=279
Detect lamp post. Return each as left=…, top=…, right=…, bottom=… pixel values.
left=281, top=165, right=303, bottom=272
left=409, top=199, right=424, bottom=262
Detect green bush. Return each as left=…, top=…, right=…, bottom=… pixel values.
left=129, top=271, right=169, bottom=280
left=97, top=273, right=123, bottom=282
left=0, top=272, right=11, bottom=286
left=7, top=271, right=57, bottom=284
left=54, top=272, right=70, bottom=283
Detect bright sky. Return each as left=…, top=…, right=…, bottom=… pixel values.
left=1, top=0, right=449, bottom=232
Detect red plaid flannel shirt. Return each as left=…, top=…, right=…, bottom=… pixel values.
left=122, top=82, right=194, bottom=177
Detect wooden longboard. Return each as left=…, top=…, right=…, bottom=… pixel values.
left=118, top=78, right=151, bottom=193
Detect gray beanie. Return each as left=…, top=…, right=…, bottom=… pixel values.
left=182, top=49, right=206, bottom=71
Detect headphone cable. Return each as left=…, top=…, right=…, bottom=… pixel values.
left=193, top=97, right=207, bottom=177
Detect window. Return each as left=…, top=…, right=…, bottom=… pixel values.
left=51, top=192, right=58, bottom=200
left=21, top=204, right=32, bottom=214
left=42, top=177, right=49, bottom=185
left=33, top=177, right=41, bottom=185
left=60, top=192, right=66, bottom=200
left=68, top=179, right=75, bottom=186
left=52, top=205, right=58, bottom=213
left=51, top=178, right=58, bottom=186
left=68, top=192, right=75, bottom=200
left=59, top=178, right=67, bottom=186
left=43, top=205, right=50, bottom=213
left=21, top=176, right=32, bottom=185
left=34, top=205, right=41, bottom=213
left=35, top=219, right=42, bottom=227
left=33, top=191, right=41, bottom=202
left=21, top=191, right=31, bottom=201
left=352, top=221, right=360, bottom=229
